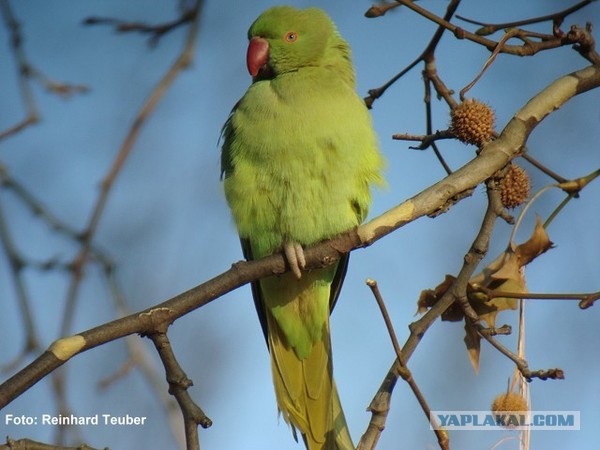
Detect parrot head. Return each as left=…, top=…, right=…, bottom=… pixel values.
left=246, top=6, right=338, bottom=80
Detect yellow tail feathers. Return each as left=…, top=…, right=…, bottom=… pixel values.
left=267, top=310, right=354, bottom=450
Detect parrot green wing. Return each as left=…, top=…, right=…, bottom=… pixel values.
left=219, top=107, right=237, bottom=180
left=240, top=237, right=268, bottom=341
left=328, top=253, right=350, bottom=313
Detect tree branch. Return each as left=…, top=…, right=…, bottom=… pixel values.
left=84, top=7, right=198, bottom=46
left=456, top=0, right=594, bottom=36
left=0, top=0, right=87, bottom=141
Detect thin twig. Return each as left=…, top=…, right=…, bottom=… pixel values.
left=510, top=167, right=599, bottom=243
left=364, top=280, right=449, bottom=450
left=484, top=288, right=600, bottom=302
left=0, top=198, right=40, bottom=370
left=0, top=0, right=39, bottom=140
left=514, top=299, right=531, bottom=449
left=49, top=1, right=204, bottom=444
left=84, top=7, right=197, bottom=46
left=459, top=28, right=521, bottom=100
left=481, top=287, right=600, bottom=310
left=0, top=166, right=108, bottom=258
left=59, top=0, right=203, bottom=339
left=456, top=0, right=594, bottom=36
left=521, top=153, right=568, bottom=184
left=364, top=0, right=461, bottom=108
left=395, top=0, right=597, bottom=59
left=393, top=129, right=455, bottom=150
left=0, top=0, right=87, bottom=141
left=364, top=2, right=403, bottom=18
left=422, top=72, right=453, bottom=174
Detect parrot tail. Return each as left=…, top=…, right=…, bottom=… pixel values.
left=266, top=311, right=354, bottom=450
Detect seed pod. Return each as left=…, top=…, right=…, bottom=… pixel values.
left=450, top=98, right=495, bottom=147
left=491, top=391, right=529, bottom=428
left=500, top=163, right=531, bottom=209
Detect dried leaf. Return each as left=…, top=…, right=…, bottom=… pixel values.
left=463, top=217, right=553, bottom=370
left=470, top=215, right=553, bottom=328
left=416, top=217, right=554, bottom=373
left=516, top=215, right=554, bottom=266
left=464, top=322, right=481, bottom=374
left=416, top=274, right=455, bottom=314
left=416, top=275, right=466, bottom=321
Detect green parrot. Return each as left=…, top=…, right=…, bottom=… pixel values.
left=221, top=6, right=384, bottom=450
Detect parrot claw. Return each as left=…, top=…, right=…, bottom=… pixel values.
left=283, top=241, right=306, bottom=279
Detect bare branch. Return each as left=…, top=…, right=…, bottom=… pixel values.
left=0, top=0, right=87, bottom=141
left=59, top=0, right=204, bottom=341
left=84, top=7, right=198, bottom=46
left=364, top=0, right=461, bottom=108
left=388, top=0, right=598, bottom=59
left=456, top=0, right=595, bottom=36
left=0, top=198, right=40, bottom=371
left=360, top=280, right=449, bottom=450
left=0, top=0, right=39, bottom=140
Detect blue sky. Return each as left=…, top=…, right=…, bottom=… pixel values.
left=1, top=1, right=599, bottom=449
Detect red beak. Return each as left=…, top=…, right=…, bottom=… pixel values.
left=246, top=37, right=269, bottom=77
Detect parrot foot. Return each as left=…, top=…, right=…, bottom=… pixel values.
left=283, top=241, right=306, bottom=279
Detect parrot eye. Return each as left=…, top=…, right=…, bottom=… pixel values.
left=284, top=31, right=298, bottom=43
